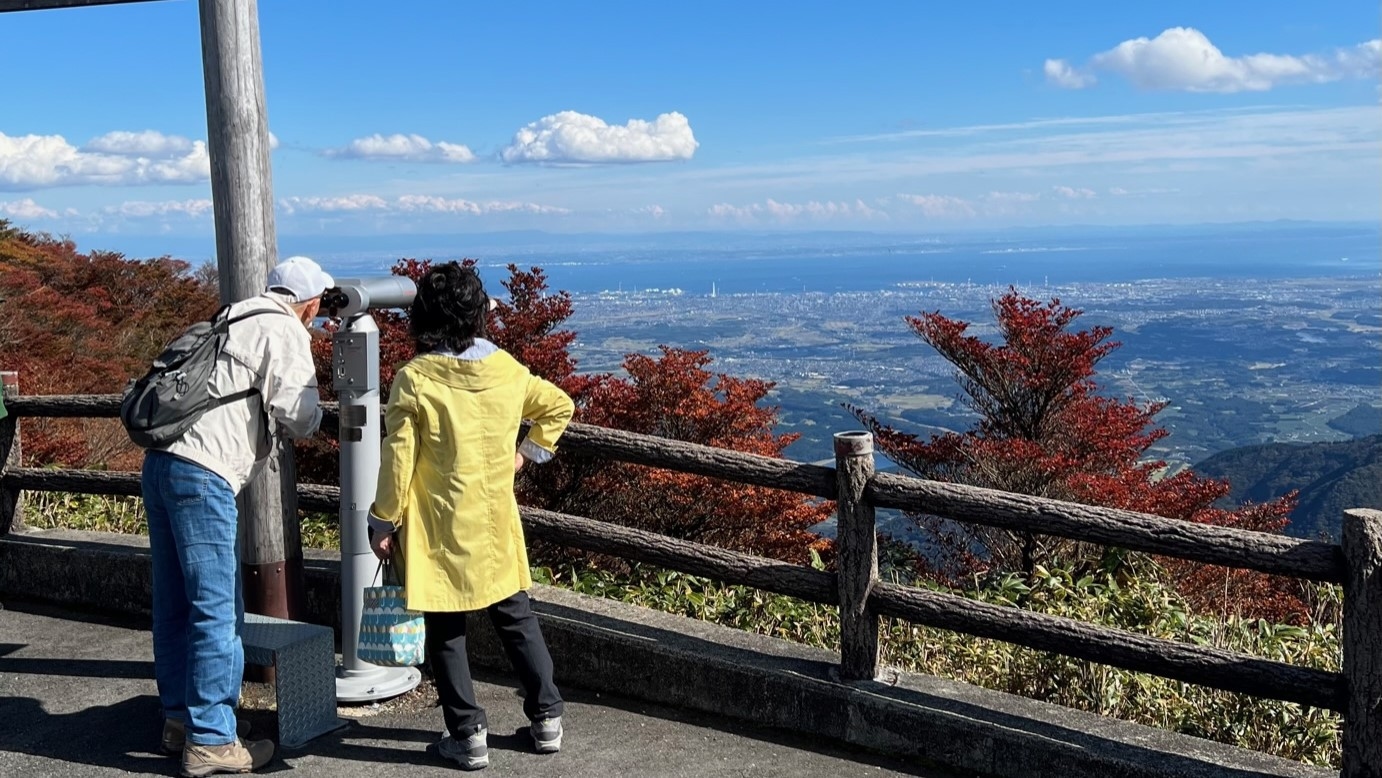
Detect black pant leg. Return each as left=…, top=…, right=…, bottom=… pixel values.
left=486, top=592, right=564, bottom=721
left=424, top=610, right=487, bottom=737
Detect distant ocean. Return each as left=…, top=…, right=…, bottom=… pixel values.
left=108, top=224, right=1380, bottom=296
left=333, top=227, right=1381, bottom=296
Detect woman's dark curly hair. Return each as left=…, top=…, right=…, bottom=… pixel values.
left=409, top=261, right=489, bottom=354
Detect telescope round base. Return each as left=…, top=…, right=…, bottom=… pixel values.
left=335, top=664, right=421, bottom=703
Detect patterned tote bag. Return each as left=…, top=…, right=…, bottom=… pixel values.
left=358, top=559, right=427, bottom=667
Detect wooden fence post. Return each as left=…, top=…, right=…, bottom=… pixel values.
left=1343, top=508, right=1382, bottom=778
left=835, top=430, right=879, bottom=681
left=1, top=372, right=22, bottom=534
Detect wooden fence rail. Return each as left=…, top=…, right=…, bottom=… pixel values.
left=3, top=391, right=1379, bottom=775
left=1, top=462, right=1345, bottom=711
left=3, top=395, right=1347, bottom=580
left=870, top=473, right=1344, bottom=583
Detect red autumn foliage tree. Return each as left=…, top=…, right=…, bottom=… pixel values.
left=850, top=289, right=1302, bottom=621
left=535, top=346, right=832, bottom=565
left=295, top=256, right=829, bottom=564
left=0, top=221, right=217, bottom=467
left=1, top=227, right=825, bottom=562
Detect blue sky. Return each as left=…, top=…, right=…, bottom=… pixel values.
left=0, top=0, right=1377, bottom=241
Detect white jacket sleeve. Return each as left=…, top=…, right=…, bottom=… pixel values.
left=263, top=324, right=323, bottom=439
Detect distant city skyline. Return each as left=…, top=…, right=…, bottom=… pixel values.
left=1, top=1, right=1378, bottom=239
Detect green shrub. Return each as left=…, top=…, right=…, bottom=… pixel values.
left=27, top=492, right=147, bottom=534
left=535, top=559, right=1342, bottom=767
left=26, top=492, right=342, bottom=550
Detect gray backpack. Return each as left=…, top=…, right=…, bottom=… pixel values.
left=120, top=304, right=290, bottom=449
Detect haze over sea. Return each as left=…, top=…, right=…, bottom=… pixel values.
left=483, top=227, right=1379, bottom=295
left=120, top=222, right=1380, bottom=296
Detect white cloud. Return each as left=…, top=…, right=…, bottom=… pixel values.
left=1049, top=28, right=1382, bottom=93
left=708, top=198, right=884, bottom=223
left=896, top=193, right=977, bottom=218
left=1052, top=185, right=1097, bottom=199
left=279, top=193, right=569, bottom=217
left=1043, top=59, right=1096, bottom=89
left=83, top=130, right=196, bottom=157
left=1107, top=186, right=1180, bottom=197
left=0, top=130, right=209, bottom=190
left=678, top=106, right=1379, bottom=200
left=89, top=127, right=278, bottom=153
left=0, top=198, right=58, bottom=220
left=894, top=189, right=1103, bottom=218
left=984, top=191, right=1041, bottom=203
left=501, top=111, right=698, bottom=164
left=106, top=199, right=214, bottom=218
left=277, top=195, right=390, bottom=214
left=326, top=133, right=475, bottom=163
left=395, top=195, right=569, bottom=215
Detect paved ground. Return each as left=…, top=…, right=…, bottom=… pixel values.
left=0, top=601, right=961, bottom=777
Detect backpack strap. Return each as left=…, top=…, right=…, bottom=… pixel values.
left=210, top=387, right=262, bottom=409
left=226, top=306, right=296, bottom=326
left=208, top=305, right=299, bottom=411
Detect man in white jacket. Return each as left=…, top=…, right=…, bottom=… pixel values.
left=141, top=256, right=330, bottom=777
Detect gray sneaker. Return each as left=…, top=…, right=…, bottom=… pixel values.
left=531, top=717, right=562, bottom=753
left=433, top=728, right=488, bottom=770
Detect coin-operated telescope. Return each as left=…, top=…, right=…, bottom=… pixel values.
left=322, top=277, right=420, bottom=702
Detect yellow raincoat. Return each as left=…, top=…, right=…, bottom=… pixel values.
left=370, top=347, right=574, bottom=612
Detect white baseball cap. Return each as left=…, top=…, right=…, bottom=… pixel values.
left=266, top=256, right=335, bottom=302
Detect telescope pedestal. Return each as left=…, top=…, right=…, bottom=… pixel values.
left=332, top=313, right=421, bottom=703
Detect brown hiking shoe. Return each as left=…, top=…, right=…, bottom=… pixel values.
left=162, top=718, right=251, bottom=755
left=180, top=738, right=274, bottom=777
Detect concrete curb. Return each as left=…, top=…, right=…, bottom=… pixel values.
left=0, top=528, right=1333, bottom=778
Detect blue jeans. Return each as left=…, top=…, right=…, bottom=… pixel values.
left=142, top=450, right=244, bottom=746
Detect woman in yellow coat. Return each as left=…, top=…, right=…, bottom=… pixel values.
left=368, top=262, right=574, bottom=770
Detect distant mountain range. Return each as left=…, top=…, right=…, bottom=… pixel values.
left=1194, top=414, right=1382, bottom=541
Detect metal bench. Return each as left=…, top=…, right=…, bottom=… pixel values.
left=241, top=613, right=345, bottom=748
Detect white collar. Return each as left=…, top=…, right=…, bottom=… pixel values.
left=434, top=338, right=498, bottom=361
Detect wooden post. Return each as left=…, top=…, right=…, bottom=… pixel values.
left=835, top=430, right=879, bottom=681
left=198, top=0, right=303, bottom=621
left=0, top=372, right=21, bottom=535
left=1343, top=508, right=1382, bottom=778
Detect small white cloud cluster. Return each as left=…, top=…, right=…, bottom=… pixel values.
left=326, top=133, right=475, bottom=163
left=1046, top=28, right=1381, bottom=93
left=0, top=130, right=210, bottom=189
left=502, top=111, right=698, bottom=164
left=1051, top=185, right=1096, bottom=199
left=0, top=198, right=59, bottom=220
left=894, top=186, right=1104, bottom=218
left=895, top=193, right=977, bottom=218
left=279, top=194, right=569, bottom=217
left=708, top=198, right=883, bottom=223
left=394, top=195, right=569, bottom=215
left=1042, top=59, right=1095, bottom=89
left=984, top=191, right=1042, bottom=204
left=107, top=199, right=215, bottom=218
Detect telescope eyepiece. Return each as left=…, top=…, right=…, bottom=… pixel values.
left=321, top=277, right=417, bottom=317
